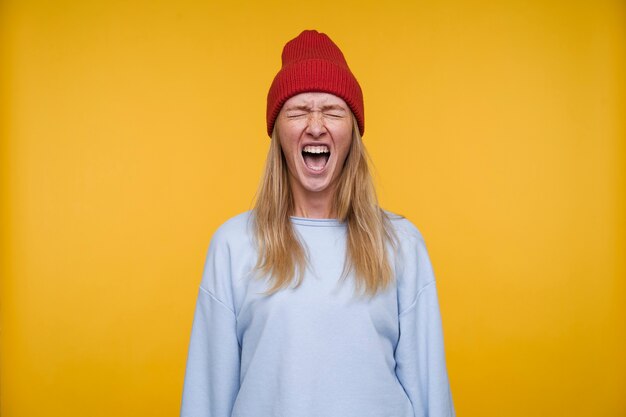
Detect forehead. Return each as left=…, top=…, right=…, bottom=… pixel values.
left=282, top=92, right=348, bottom=109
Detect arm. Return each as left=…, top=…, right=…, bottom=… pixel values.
left=393, top=223, right=455, bottom=417
left=395, top=281, right=455, bottom=417
left=180, top=231, right=241, bottom=417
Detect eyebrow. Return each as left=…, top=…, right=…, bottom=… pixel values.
left=284, top=104, right=347, bottom=112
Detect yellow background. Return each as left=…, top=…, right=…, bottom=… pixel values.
left=1, top=0, right=625, bottom=416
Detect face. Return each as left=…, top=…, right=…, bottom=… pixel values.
left=275, top=92, right=353, bottom=197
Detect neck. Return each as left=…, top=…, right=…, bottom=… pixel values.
left=289, top=181, right=337, bottom=219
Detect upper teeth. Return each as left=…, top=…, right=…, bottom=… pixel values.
left=303, top=145, right=329, bottom=154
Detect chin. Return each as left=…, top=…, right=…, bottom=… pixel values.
left=301, top=180, right=331, bottom=193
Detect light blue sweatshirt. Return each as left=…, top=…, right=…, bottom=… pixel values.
left=181, top=210, right=455, bottom=417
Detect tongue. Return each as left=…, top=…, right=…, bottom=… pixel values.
left=303, top=153, right=329, bottom=170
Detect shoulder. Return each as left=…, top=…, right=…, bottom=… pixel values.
left=209, top=210, right=255, bottom=248
left=383, top=209, right=426, bottom=245
left=382, top=209, right=437, bottom=306
left=382, top=209, right=432, bottom=277
left=199, top=210, right=255, bottom=297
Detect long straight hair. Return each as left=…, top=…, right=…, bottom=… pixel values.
left=252, top=116, right=398, bottom=298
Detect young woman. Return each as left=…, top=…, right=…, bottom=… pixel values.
left=181, top=30, right=455, bottom=417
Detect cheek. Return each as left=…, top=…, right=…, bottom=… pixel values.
left=331, top=145, right=351, bottom=175
left=278, top=135, right=298, bottom=157
left=336, top=136, right=353, bottom=163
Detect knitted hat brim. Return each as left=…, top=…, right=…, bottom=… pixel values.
left=266, top=59, right=364, bottom=137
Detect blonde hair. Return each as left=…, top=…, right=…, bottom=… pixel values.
left=252, top=116, right=398, bottom=298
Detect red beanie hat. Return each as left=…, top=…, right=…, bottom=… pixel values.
left=266, top=30, right=365, bottom=138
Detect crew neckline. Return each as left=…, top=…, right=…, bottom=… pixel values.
left=289, top=216, right=346, bottom=227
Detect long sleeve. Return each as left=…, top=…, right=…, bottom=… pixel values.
left=393, top=219, right=455, bottom=417
left=395, top=281, right=455, bottom=417
left=180, top=229, right=241, bottom=417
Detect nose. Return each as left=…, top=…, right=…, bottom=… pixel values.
left=305, top=111, right=327, bottom=138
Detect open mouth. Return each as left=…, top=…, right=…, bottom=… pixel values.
left=301, top=145, right=330, bottom=172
